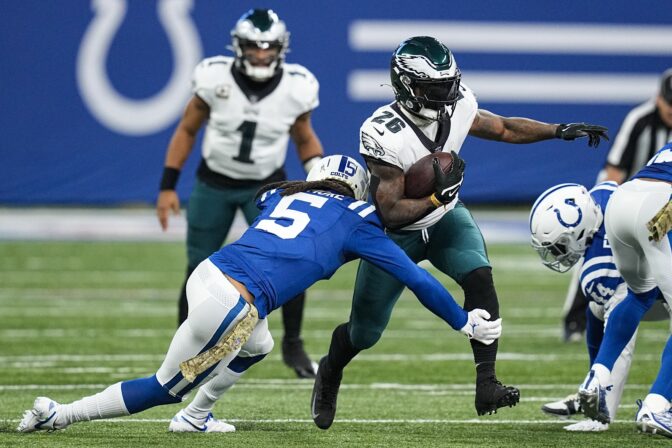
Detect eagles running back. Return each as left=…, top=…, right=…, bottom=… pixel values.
left=193, top=56, right=319, bottom=180
left=359, top=84, right=477, bottom=230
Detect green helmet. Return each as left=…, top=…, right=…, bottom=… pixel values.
left=230, top=9, right=290, bottom=81
left=390, top=36, right=461, bottom=120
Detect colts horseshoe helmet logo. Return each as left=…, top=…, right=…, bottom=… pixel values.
left=76, top=0, right=202, bottom=136
left=554, top=198, right=583, bottom=228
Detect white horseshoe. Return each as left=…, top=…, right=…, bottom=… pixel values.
left=77, top=0, right=202, bottom=136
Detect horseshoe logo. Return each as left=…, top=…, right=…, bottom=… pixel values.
left=76, top=0, right=202, bottom=136
left=554, top=198, right=583, bottom=228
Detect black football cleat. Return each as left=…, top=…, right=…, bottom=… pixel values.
left=310, top=357, right=343, bottom=430
left=475, top=376, right=520, bottom=416
left=282, top=337, right=316, bottom=379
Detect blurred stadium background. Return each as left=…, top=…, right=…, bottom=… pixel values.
left=1, top=1, right=672, bottom=446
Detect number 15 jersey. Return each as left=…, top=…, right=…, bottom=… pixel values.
left=193, top=56, right=319, bottom=181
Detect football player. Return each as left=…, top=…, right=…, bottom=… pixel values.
left=311, top=36, right=609, bottom=429
left=18, top=156, right=501, bottom=434
left=156, top=9, right=324, bottom=379
left=579, top=142, right=672, bottom=438
left=530, top=182, right=670, bottom=431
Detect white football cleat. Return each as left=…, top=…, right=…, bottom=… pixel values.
left=563, top=419, right=609, bottom=432
left=17, top=397, right=65, bottom=433
left=579, top=369, right=611, bottom=424
left=168, top=409, right=235, bottom=433
left=636, top=399, right=672, bottom=439
left=541, top=393, right=582, bottom=418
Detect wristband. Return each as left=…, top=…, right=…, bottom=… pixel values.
left=302, top=156, right=322, bottom=174
left=160, top=167, right=180, bottom=190
left=554, top=124, right=566, bottom=139
left=429, top=193, right=442, bottom=208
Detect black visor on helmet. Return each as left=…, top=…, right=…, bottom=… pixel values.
left=413, top=76, right=461, bottom=110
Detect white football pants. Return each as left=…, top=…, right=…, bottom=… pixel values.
left=156, top=259, right=273, bottom=398
left=605, top=179, right=672, bottom=307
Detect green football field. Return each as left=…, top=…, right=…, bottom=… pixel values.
left=0, top=242, right=669, bottom=447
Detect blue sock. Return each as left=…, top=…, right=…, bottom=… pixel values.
left=585, top=306, right=604, bottom=367
left=120, top=375, right=181, bottom=414
left=227, top=354, right=267, bottom=374
left=594, top=288, right=658, bottom=370
left=650, top=334, right=672, bottom=400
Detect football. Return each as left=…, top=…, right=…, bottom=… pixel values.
left=404, top=152, right=454, bottom=199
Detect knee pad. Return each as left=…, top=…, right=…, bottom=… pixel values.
left=462, top=267, right=500, bottom=319
left=239, top=320, right=275, bottom=357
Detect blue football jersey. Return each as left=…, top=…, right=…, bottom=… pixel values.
left=632, top=142, right=672, bottom=182
left=580, top=181, right=624, bottom=304
left=208, top=188, right=467, bottom=330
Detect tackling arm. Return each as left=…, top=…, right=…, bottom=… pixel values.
left=290, top=111, right=324, bottom=173
left=156, top=95, right=210, bottom=231
left=366, top=158, right=436, bottom=230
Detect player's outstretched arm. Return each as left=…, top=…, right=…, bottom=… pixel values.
left=366, top=159, right=437, bottom=230
left=157, top=95, right=209, bottom=231
left=470, top=109, right=608, bottom=147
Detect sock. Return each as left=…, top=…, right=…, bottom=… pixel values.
left=605, top=329, right=636, bottom=419
left=327, top=323, right=360, bottom=372
left=644, top=393, right=671, bottom=413
left=462, top=268, right=500, bottom=366
left=56, top=382, right=129, bottom=426
left=594, top=288, right=657, bottom=369
left=186, top=368, right=242, bottom=420
left=185, top=354, right=266, bottom=419
left=476, top=360, right=496, bottom=383
left=585, top=306, right=604, bottom=366
left=281, top=292, right=305, bottom=341
left=650, top=334, right=672, bottom=403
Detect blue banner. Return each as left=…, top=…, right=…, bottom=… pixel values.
left=1, top=0, right=671, bottom=204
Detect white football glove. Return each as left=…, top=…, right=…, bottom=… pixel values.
left=460, top=309, right=502, bottom=345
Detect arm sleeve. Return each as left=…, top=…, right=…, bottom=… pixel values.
left=347, top=222, right=468, bottom=330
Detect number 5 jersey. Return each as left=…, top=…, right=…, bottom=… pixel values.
left=193, top=56, right=319, bottom=182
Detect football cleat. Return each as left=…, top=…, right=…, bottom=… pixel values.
left=636, top=399, right=672, bottom=439
left=541, top=393, right=582, bottom=417
left=168, top=409, right=236, bottom=433
left=474, top=376, right=520, bottom=416
left=310, top=356, right=342, bottom=430
left=579, top=369, right=612, bottom=424
left=17, top=397, right=65, bottom=433
left=282, top=337, right=317, bottom=379
left=563, top=419, right=609, bottom=432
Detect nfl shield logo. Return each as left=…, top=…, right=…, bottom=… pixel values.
left=215, top=84, right=231, bottom=99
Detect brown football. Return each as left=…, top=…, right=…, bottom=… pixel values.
left=404, top=152, right=454, bottom=199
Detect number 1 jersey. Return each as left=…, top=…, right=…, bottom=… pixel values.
left=193, top=56, right=319, bottom=180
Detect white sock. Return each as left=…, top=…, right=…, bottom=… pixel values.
left=185, top=369, right=242, bottom=420
left=56, top=382, right=129, bottom=426
left=591, top=363, right=611, bottom=386
left=644, top=393, right=671, bottom=413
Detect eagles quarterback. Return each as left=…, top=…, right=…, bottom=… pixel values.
left=156, top=9, right=323, bottom=379
left=311, top=36, right=609, bottom=429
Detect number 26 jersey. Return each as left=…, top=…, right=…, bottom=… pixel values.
left=193, top=56, right=319, bottom=180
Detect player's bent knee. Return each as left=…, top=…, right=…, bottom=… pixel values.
left=239, top=323, right=274, bottom=357
left=349, top=326, right=382, bottom=350
left=120, top=375, right=182, bottom=414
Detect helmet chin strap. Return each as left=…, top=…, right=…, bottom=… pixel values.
left=241, top=60, right=278, bottom=81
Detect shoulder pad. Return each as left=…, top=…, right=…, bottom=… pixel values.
left=359, top=106, right=404, bottom=168
left=284, top=63, right=319, bottom=112
left=192, top=56, right=233, bottom=105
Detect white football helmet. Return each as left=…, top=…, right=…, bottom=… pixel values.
left=230, top=9, right=289, bottom=81
left=529, top=183, right=602, bottom=273
left=306, top=155, right=369, bottom=201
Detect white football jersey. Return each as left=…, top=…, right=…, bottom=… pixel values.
left=359, top=83, right=478, bottom=230
left=193, top=56, right=319, bottom=180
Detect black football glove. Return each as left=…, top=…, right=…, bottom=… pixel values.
left=431, top=151, right=465, bottom=205
left=555, top=123, right=609, bottom=148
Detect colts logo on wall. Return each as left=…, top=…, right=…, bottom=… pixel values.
left=76, top=0, right=203, bottom=136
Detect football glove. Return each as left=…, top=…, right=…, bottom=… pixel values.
left=555, top=123, right=609, bottom=148
left=460, top=309, right=502, bottom=345
left=431, top=151, right=465, bottom=205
